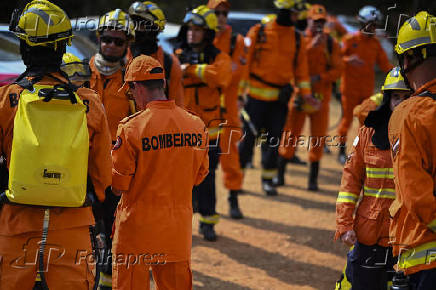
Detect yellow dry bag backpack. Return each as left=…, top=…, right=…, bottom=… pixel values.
left=6, top=81, right=89, bottom=207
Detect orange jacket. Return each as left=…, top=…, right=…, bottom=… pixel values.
left=126, top=46, right=185, bottom=107
left=111, top=100, right=209, bottom=262
left=180, top=49, right=232, bottom=140
left=335, top=126, right=395, bottom=247
left=89, top=56, right=131, bottom=142
left=0, top=74, right=112, bottom=236
left=341, top=32, right=393, bottom=98
left=244, top=21, right=311, bottom=101
left=353, top=93, right=383, bottom=126
left=388, top=79, right=436, bottom=275
left=305, top=30, right=343, bottom=103
left=213, top=25, right=246, bottom=124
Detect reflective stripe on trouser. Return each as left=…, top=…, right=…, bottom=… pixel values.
left=193, top=145, right=220, bottom=217
left=219, top=125, right=244, bottom=191
left=279, top=97, right=329, bottom=162
left=238, top=96, right=288, bottom=180
left=337, top=94, right=368, bottom=144
left=398, top=241, right=436, bottom=271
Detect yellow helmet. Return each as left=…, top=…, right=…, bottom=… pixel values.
left=381, top=67, right=410, bottom=91
left=261, top=14, right=277, bottom=24
left=395, top=11, right=436, bottom=55
left=60, top=53, right=91, bottom=82
left=183, top=5, right=218, bottom=31
left=98, top=9, right=135, bottom=38
left=128, top=1, right=166, bottom=32
left=9, top=0, right=72, bottom=47
left=274, top=0, right=307, bottom=11
left=298, top=3, right=312, bottom=20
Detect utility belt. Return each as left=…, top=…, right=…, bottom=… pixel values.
left=249, top=73, right=294, bottom=105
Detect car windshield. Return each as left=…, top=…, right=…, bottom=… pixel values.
left=0, top=31, right=21, bottom=61
left=227, top=19, right=261, bottom=36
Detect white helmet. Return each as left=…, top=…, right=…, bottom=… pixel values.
left=357, top=5, right=382, bottom=23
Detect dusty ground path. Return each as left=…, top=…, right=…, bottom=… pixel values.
left=191, top=97, right=362, bottom=290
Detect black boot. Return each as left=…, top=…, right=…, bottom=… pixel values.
left=338, top=144, right=346, bottom=165
left=228, top=190, right=243, bottom=219
left=289, top=155, right=307, bottom=165
left=308, top=162, right=319, bottom=191
left=199, top=222, right=217, bottom=242
left=274, top=156, right=287, bottom=186
left=262, top=179, right=278, bottom=196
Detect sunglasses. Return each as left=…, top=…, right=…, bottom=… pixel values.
left=215, top=10, right=228, bottom=17
left=100, top=36, right=126, bottom=47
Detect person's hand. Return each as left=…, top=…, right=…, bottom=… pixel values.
left=181, top=63, right=189, bottom=76
left=347, top=55, right=364, bottom=66
left=340, top=230, right=357, bottom=247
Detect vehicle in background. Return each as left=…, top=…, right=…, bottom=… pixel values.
left=0, top=24, right=97, bottom=86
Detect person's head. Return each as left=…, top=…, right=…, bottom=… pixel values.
left=119, top=55, right=166, bottom=110
left=307, top=4, right=327, bottom=34
left=396, top=11, right=436, bottom=91
left=97, top=9, right=134, bottom=62
left=207, top=0, right=231, bottom=31
left=274, top=0, right=306, bottom=26
left=60, top=53, right=91, bottom=87
left=9, top=0, right=73, bottom=70
left=381, top=67, right=411, bottom=111
left=183, top=5, right=217, bottom=48
left=357, top=5, right=382, bottom=36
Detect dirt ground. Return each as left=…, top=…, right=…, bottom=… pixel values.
left=190, top=97, right=362, bottom=290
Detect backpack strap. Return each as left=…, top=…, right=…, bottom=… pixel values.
left=326, top=35, right=333, bottom=69
left=229, top=33, right=238, bottom=56
left=163, top=52, right=173, bottom=96
left=293, top=29, right=301, bottom=69
left=417, top=91, right=436, bottom=100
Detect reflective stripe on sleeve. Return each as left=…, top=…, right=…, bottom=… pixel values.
left=336, top=192, right=359, bottom=204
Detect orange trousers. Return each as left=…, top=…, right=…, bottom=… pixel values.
left=279, top=99, right=329, bottom=163
left=112, top=260, right=192, bottom=290
left=219, top=84, right=244, bottom=191
left=0, top=226, right=95, bottom=290
left=337, top=94, right=368, bottom=144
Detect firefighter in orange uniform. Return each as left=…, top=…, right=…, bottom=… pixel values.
left=336, top=5, right=393, bottom=164
left=128, top=1, right=184, bottom=107
left=388, top=11, right=436, bottom=286
left=175, top=5, right=232, bottom=241
left=335, top=67, right=410, bottom=290
left=277, top=4, right=343, bottom=190
left=207, top=0, right=245, bottom=219
left=90, top=9, right=135, bottom=143
left=0, top=1, right=112, bottom=289
left=111, top=55, right=209, bottom=290
left=239, top=0, right=313, bottom=196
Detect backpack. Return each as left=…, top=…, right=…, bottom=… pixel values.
left=6, top=81, right=90, bottom=207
